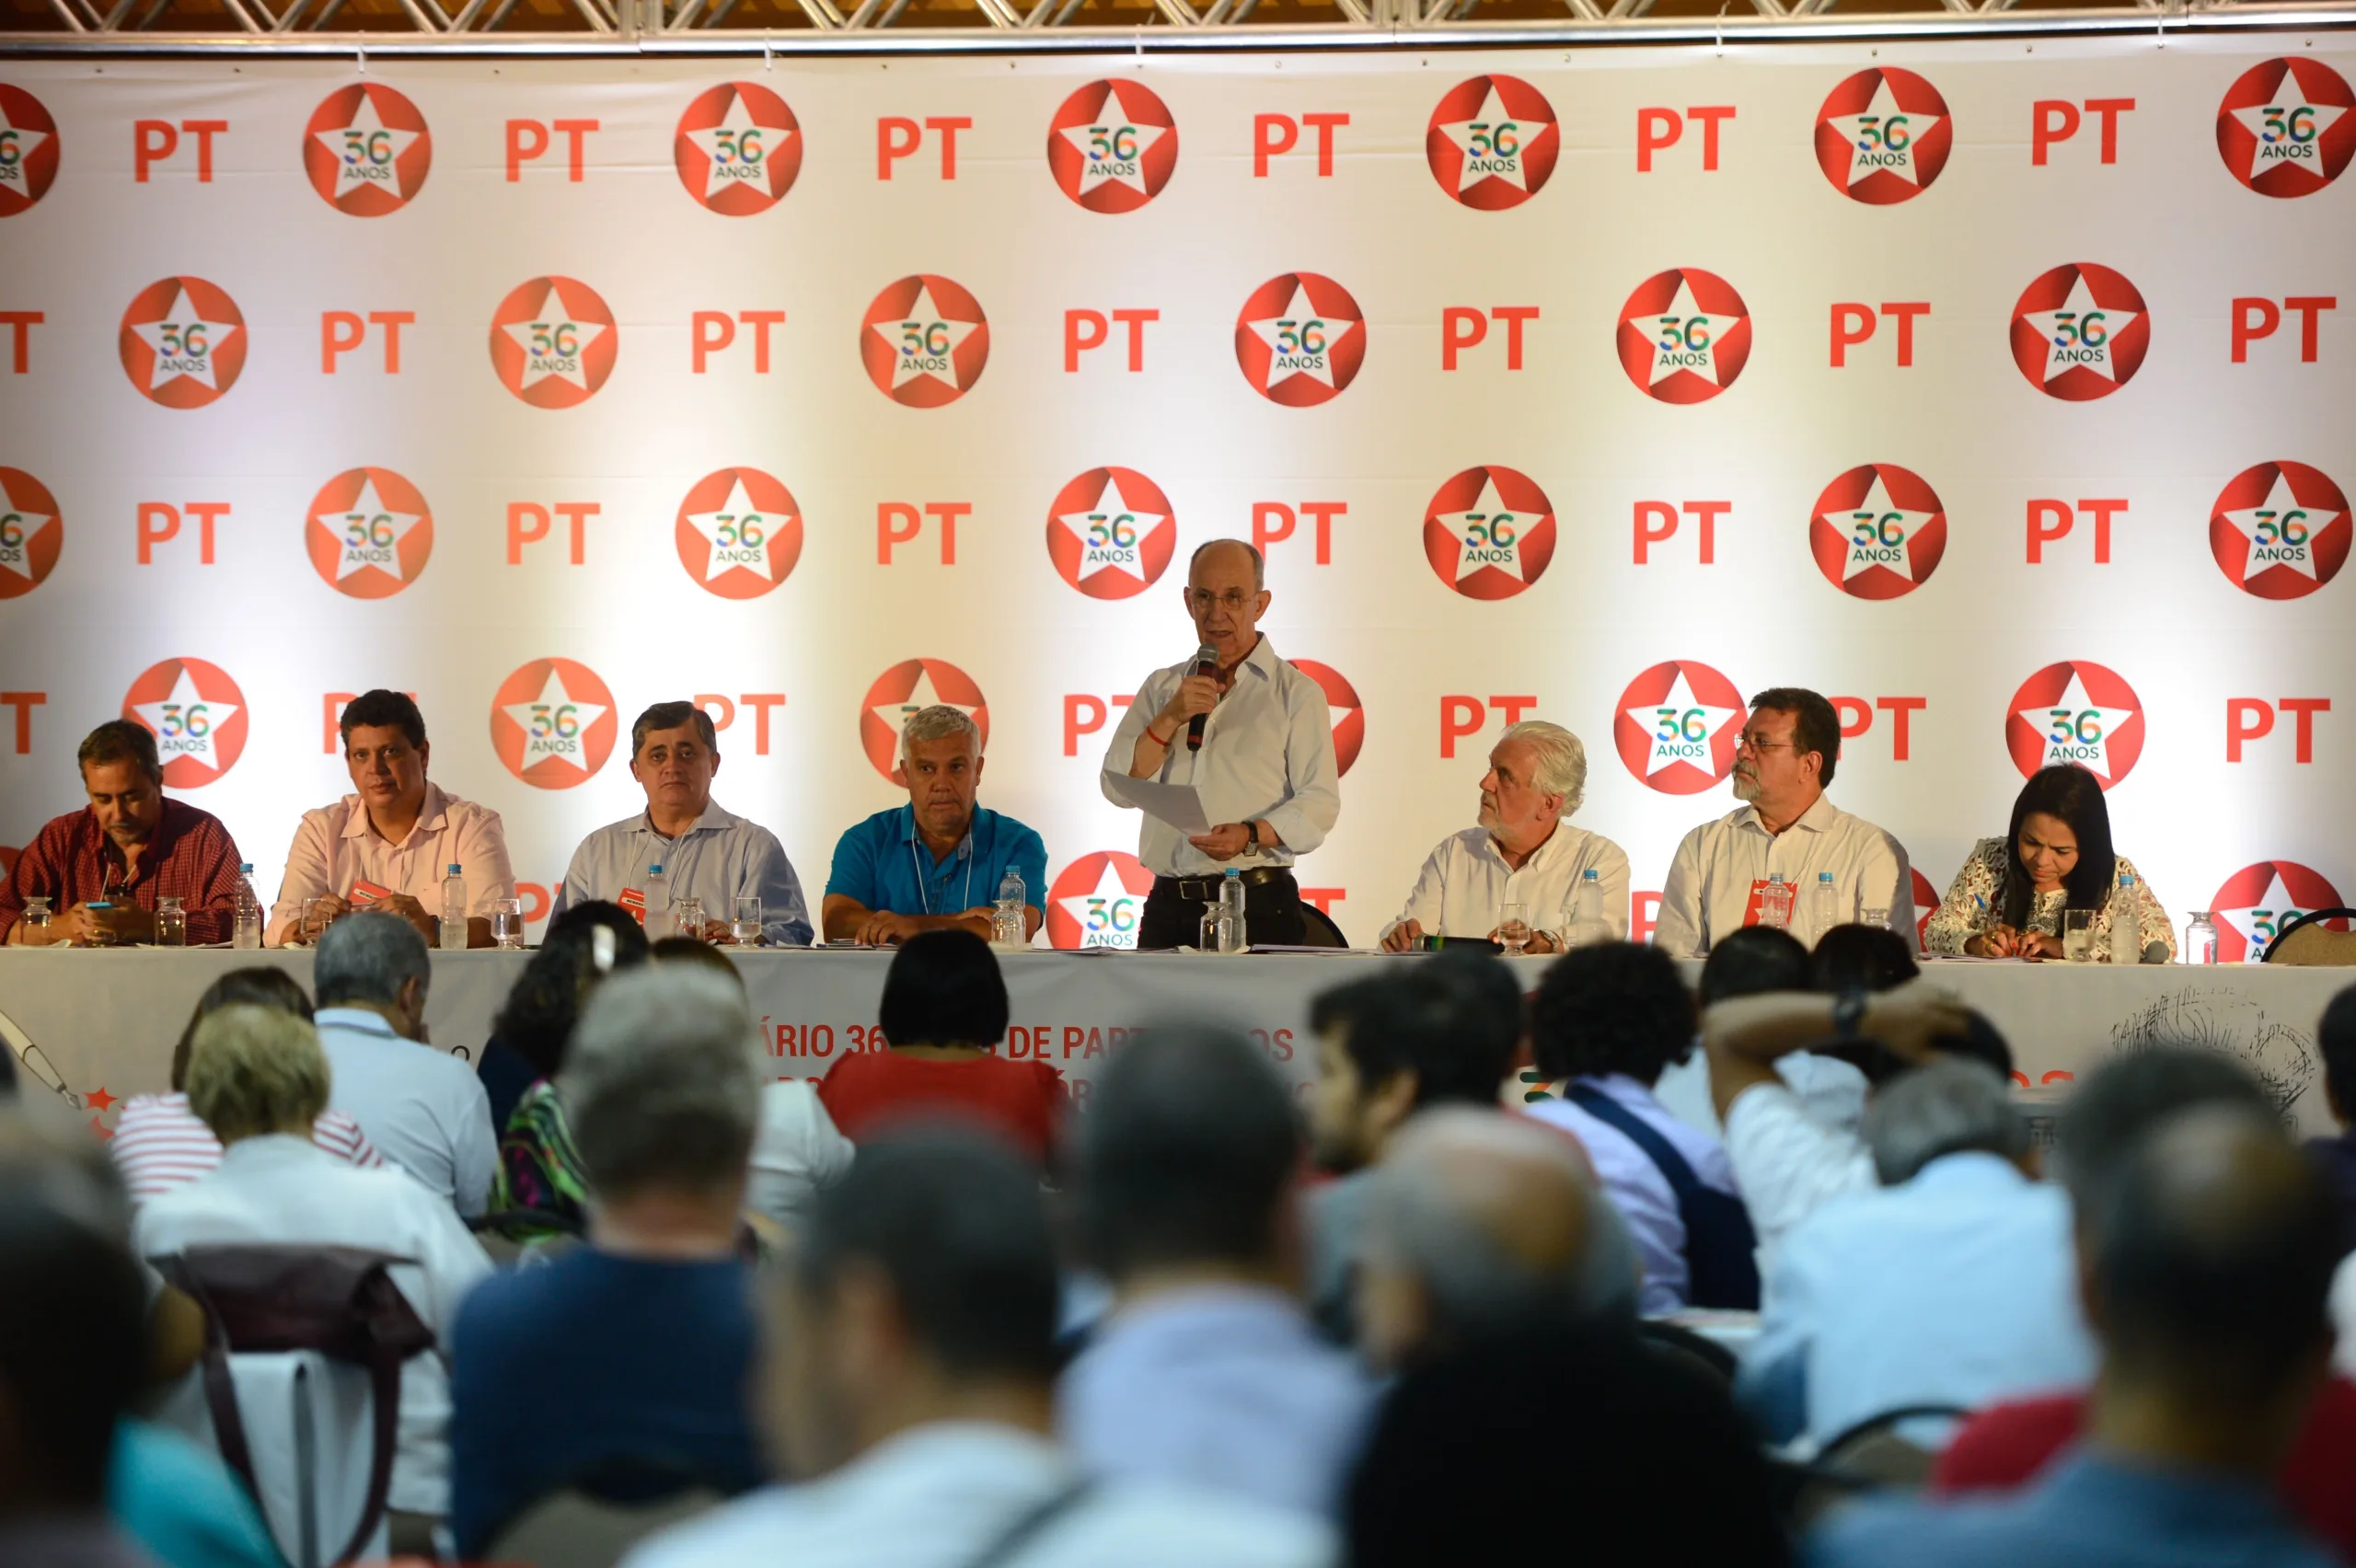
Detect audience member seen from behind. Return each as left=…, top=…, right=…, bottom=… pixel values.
left=1809, top=922, right=1920, bottom=996
left=1742, top=1059, right=2094, bottom=1448
left=1699, top=924, right=1813, bottom=1005
left=476, top=899, right=649, bottom=1134
left=1061, top=1024, right=1370, bottom=1516
left=815, top=930, right=1063, bottom=1167
left=1304, top=954, right=1522, bottom=1340
left=2308, top=986, right=2356, bottom=1257
left=1813, top=1106, right=2345, bottom=1568
left=133, top=1006, right=493, bottom=1539
left=1921, top=762, right=2176, bottom=962
left=1524, top=942, right=1753, bottom=1312
left=1692, top=924, right=1868, bottom=1137
left=1354, top=1108, right=1633, bottom=1375
left=451, top=969, right=771, bottom=1561
left=312, top=910, right=496, bottom=1216
left=623, top=1135, right=1332, bottom=1568
left=110, top=967, right=387, bottom=1204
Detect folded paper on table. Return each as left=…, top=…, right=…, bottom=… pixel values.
left=1103, top=775, right=1213, bottom=835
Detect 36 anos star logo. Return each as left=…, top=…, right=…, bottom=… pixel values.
left=2209, top=461, right=2350, bottom=600
left=675, top=467, right=803, bottom=599
left=118, top=278, right=247, bottom=409
left=2209, top=860, right=2347, bottom=963
left=2007, top=661, right=2144, bottom=788
left=1046, top=467, right=1176, bottom=600
left=1047, top=78, right=1177, bottom=213
left=0, top=85, right=62, bottom=217
left=1814, top=67, right=1951, bottom=204
left=1290, top=658, right=1364, bottom=777
left=491, top=657, right=618, bottom=789
left=1046, top=850, right=1154, bottom=951
left=489, top=276, right=618, bottom=409
left=0, top=467, right=63, bottom=601
left=2216, top=57, right=2354, bottom=199
left=676, top=81, right=803, bottom=216
left=862, top=658, right=988, bottom=783
left=122, top=658, right=248, bottom=787
left=303, top=84, right=431, bottom=217
left=1234, top=272, right=1367, bottom=408
left=2009, top=263, right=2150, bottom=401
left=1614, top=660, right=1745, bottom=794
left=861, top=275, right=989, bottom=409
left=1617, top=269, right=1751, bottom=405
left=1809, top=464, right=1947, bottom=601
left=1425, top=74, right=1559, bottom=210
left=1422, top=466, right=1556, bottom=601
left=305, top=467, right=433, bottom=600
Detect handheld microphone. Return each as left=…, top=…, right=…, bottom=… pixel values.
left=1186, top=643, right=1218, bottom=753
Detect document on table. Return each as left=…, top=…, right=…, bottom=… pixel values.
left=1103, top=774, right=1213, bottom=834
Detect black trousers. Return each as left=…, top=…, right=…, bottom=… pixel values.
left=1138, top=870, right=1306, bottom=950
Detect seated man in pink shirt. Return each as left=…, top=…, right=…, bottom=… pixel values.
left=271, top=689, right=515, bottom=948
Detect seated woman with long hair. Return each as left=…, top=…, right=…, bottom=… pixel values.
left=1922, top=764, right=2176, bottom=963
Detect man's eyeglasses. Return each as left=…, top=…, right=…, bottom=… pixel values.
left=1187, top=590, right=1255, bottom=614
left=1735, top=732, right=1797, bottom=755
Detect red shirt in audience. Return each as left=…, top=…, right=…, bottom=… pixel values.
left=817, top=1049, right=1065, bottom=1166
left=1931, top=1378, right=2356, bottom=1560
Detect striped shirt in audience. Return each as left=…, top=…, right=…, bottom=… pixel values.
left=110, top=1092, right=387, bottom=1201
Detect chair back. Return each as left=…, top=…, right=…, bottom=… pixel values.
left=2265, top=907, right=2356, bottom=965
left=1780, top=1403, right=1969, bottom=1532
left=1299, top=903, right=1349, bottom=948
left=485, top=1485, right=726, bottom=1568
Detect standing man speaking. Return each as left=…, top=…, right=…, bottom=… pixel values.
left=1101, top=540, right=1340, bottom=949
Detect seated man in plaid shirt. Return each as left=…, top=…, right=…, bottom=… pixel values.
left=1, top=720, right=247, bottom=946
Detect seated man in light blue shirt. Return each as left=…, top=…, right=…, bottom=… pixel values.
left=552, top=700, right=813, bottom=947
left=1743, top=1057, right=2094, bottom=1448
left=823, top=705, right=1045, bottom=947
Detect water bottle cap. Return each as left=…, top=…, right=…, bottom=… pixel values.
left=1768, top=872, right=1784, bottom=885
left=2119, top=871, right=2134, bottom=886
left=1819, top=871, right=1834, bottom=882
left=1583, top=868, right=1600, bottom=882
left=239, top=862, right=254, bottom=873
left=446, top=862, right=461, bottom=874
left=1224, top=867, right=1242, bottom=878
left=649, top=863, right=664, bottom=875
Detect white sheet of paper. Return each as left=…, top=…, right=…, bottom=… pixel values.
left=1103, top=774, right=1214, bottom=835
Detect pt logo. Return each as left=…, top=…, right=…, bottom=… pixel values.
left=2209, top=860, right=2347, bottom=963
left=1614, top=659, right=1744, bottom=793
left=0, top=467, right=63, bottom=600
left=676, top=467, right=803, bottom=598
left=0, top=85, right=60, bottom=216
left=1814, top=68, right=1951, bottom=204
left=1047, top=850, right=1153, bottom=951
left=861, top=274, right=989, bottom=408
left=1422, top=465, right=1556, bottom=600
left=1046, top=466, right=1176, bottom=599
left=2216, top=58, right=2353, bottom=198
left=1810, top=464, right=1947, bottom=600
left=862, top=658, right=988, bottom=783
left=119, top=278, right=246, bottom=409
left=2010, top=263, right=2149, bottom=401
left=1047, top=79, right=1177, bottom=213
left=1235, top=272, right=1366, bottom=408
left=676, top=82, right=803, bottom=216
left=1290, top=659, right=1364, bottom=776
left=1617, top=268, right=1751, bottom=404
left=1426, top=74, right=1560, bottom=210
left=306, top=467, right=433, bottom=599
left=2007, top=661, right=2144, bottom=787
left=304, top=84, right=431, bottom=217
left=491, top=656, right=617, bottom=789
left=490, top=276, right=618, bottom=409
left=2210, top=461, right=2350, bottom=600
left=122, top=658, right=248, bottom=787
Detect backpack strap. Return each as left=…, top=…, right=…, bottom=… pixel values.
left=958, top=1478, right=1098, bottom=1568
left=1563, top=1082, right=1703, bottom=1201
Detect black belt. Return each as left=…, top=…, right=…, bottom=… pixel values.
left=1155, top=867, right=1294, bottom=903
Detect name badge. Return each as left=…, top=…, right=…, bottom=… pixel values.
left=349, top=879, right=394, bottom=906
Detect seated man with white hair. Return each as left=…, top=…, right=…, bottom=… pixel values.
left=1381, top=721, right=1629, bottom=952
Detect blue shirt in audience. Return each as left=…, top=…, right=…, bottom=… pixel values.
left=110, top=1419, right=282, bottom=1568
left=448, top=1247, right=766, bottom=1559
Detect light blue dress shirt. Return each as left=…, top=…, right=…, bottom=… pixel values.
left=1743, top=1150, right=2096, bottom=1447
left=826, top=804, right=1046, bottom=921
left=1057, top=1285, right=1375, bottom=1518
left=552, top=801, right=812, bottom=946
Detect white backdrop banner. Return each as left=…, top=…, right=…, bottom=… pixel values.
left=0, top=38, right=2351, bottom=956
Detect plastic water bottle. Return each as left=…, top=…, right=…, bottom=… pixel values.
left=2183, top=910, right=2219, bottom=966
left=1217, top=867, right=1249, bottom=954
left=2109, top=870, right=2142, bottom=966
left=641, top=861, right=669, bottom=937
left=991, top=867, right=1026, bottom=949
left=1568, top=868, right=1607, bottom=949
left=439, top=863, right=467, bottom=951
left=1759, top=873, right=1793, bottom=931
left=1809, top=871, right=1841, bottom=946
left=231, top=864, right=262, bottom=950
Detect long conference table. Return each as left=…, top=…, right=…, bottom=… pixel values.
left=0, top=946, right=2346, bottom=1139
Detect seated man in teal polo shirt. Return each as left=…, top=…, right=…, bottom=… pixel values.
left=823, top=705, right=1047, bottom=947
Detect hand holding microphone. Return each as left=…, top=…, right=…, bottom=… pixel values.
left=1154, top=643, right=1222, bottom=753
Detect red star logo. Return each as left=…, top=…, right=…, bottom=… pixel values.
left=85, top=1087, right=117, bottom=1113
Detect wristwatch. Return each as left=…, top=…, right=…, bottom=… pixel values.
left=1243, top=819, right=1266, bottom=849
left=1831, top=988, right=1869, bottom=1043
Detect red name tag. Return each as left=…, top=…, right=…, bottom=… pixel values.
left=618, top=888, right=646, bottom=921
left=349, top=880, right=394, bottom=906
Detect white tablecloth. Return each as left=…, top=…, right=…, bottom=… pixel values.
left=0, top=948, right=2344, bottom=1137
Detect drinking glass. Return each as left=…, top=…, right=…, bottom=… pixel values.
left=301, top=895, right=337, bottom=945
left=2062, top=908, right=2096, bottom=963
left=1498, top=902, right=1530, bottom=958
left=491, top=897, right=523, bottom=951
left=731, top=896, right=763, bottom=946
left=155, top=896, right=187, bottom=948
left=675, top=897, right=706, bottom=941
left=21, top=897, right=50, bottom=935
left=1861, top=906, right=1891, bottom=930
left=1198, top=907, right=1221, bottom=951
